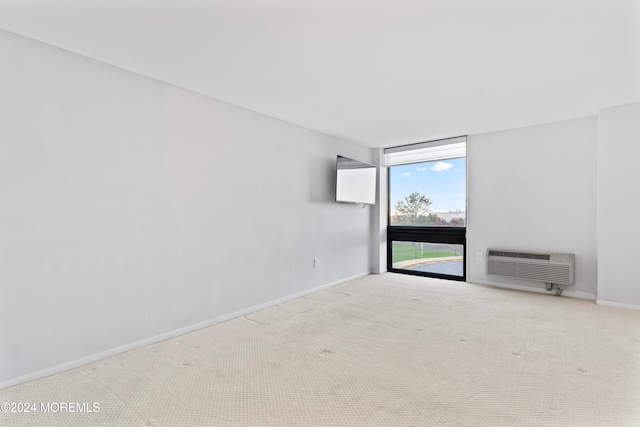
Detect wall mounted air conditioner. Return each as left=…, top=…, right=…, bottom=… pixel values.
left=486, top=249, right=574, bottom=294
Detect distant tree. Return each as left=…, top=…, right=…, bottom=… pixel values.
left=426, top=213, right=448, bottom=225
left=449, top=217, right=465, bottom=226
left=395, top=192, right=432, bottom=223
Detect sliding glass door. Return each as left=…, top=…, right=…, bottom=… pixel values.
left=386, top=138, right=466, bottom=281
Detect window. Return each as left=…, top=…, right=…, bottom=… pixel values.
left=389, top=158, right=466, bottom=227
left=391, top=241, right=464, bottom=276
left=385, top=136, right=466, bottom=281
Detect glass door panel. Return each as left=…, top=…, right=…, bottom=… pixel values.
left=391, top=241, right=464, bottom=277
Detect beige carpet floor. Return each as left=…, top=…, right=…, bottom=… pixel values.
left=1, top=273, right=639, bottom=426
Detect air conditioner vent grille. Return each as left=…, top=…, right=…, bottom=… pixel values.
left=488, top=250, right=550, bottom=261
left=486, top=249, right=574, bottom=285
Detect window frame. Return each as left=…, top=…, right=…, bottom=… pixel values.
left=385, top=137, right=467, bottom=281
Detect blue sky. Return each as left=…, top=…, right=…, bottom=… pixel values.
left=389, top=158, right=466, bottom=214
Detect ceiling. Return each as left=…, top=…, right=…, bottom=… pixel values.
left=1, top=0, right=638, bottom=148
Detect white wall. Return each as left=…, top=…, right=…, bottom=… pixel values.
left=370, top=148, right=388, bottom=274
left=0, top=31, right=374, bottom=387
left=467, top=117, right=598, bottom=298
left=597, top=102, right=640, bottom=307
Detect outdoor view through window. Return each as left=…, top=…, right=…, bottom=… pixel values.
left=389, top=157, right=466, bottom=277
left=389, top=158, right=465, bottom=227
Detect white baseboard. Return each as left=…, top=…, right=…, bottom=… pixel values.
left=595, top=299, right=640, bottom=310
left=0, top=272, right=370, bottom=391
left=469, top=279, right=595, bottom=300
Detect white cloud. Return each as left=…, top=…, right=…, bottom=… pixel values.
left=417, top=167, right=428, bottom=171
left=430, top=161, right=454, bottom=172
left=402, top=172, right=411, bottom=177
